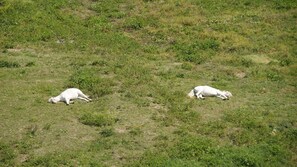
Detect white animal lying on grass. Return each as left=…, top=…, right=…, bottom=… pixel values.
left=48, top=88, right=92, bottom=105
left=188, top=86, right=232, bottom=100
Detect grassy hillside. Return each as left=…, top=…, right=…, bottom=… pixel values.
left=0, top=0, right=296, bottom=166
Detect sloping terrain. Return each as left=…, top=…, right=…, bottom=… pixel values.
left=0, top=0, right=296, bottom=166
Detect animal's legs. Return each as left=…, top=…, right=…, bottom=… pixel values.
left=77, top=97, right=90, bottom=102
left=78, top=93, right=92, bottom=101
left=194, top=89, right=205, bottom=99
left=198, top=94, right=205, bottom=99
left=217, top=93, right=228, bottom=100
left=197, top=94, right=205, bottom=99
left=65, top=98, right=71, bottom=105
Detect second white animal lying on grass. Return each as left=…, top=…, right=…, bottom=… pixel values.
left=48, top=88, right=92, bottom=105
left=188, top=86, right=232, bottom=100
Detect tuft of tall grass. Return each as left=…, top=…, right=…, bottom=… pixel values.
left=79, top=112, right=116, bottom=127
left=68, top=68, right=115, bottom=97
left=0, top=60, right=20, bottom=68
left=100, top=128, right=115, bottom=137
left=0, top=142, right=15, bottom=166
left=172, top=39, right=219, bottom=64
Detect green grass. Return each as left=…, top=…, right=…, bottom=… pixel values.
left=0, top=0, right=296, bottom=166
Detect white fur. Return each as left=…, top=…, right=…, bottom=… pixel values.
left=188, top=86, right=232, bottom=100
left=48, top=88, right=92, bottom=105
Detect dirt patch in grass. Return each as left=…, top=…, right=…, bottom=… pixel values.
left=234, top=71, right=247, bottom=79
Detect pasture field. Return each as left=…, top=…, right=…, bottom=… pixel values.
left=0, top=0, right=296, bottom=166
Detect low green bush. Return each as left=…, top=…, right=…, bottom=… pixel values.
left=124, top=16, right=145, bottom=30
left=266, top=70, right=283, bottom=81
left=0, top=60, right=20, bottom=68
left=25, top=61, right=35, bottom=67
left=79, top=112, right=116, bottom=127
left=100, top=128, right=115, bottom=137
left=172, top=39, right=219, bottom=64
left=68, top=68, right=114, bottom=97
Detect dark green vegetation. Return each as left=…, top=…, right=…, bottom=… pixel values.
left=0, top=0, right=296, bottom=166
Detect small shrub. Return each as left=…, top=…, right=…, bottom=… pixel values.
left=124, top=16, right=157, bottom=31
left=68, top=68, right=100, bottom=90
left=79, top=112, right=115, bottom=127
left=176, top=73, right=185, bottom=78
left=3, top=42, right=14, bottom=49
left=172, top=39, right=219, bottom=64
left=274, top=0, right=295, bottom=10
left=91, top=60, right=108, bottom=66
left=129, top=127, right=142, bottom=136
left=266, top=71, right=283, bottom=81
left=240, top=58, right=254, bottom=67
left=100, top=128, right=114, bottom=137
left=124, top=17, right=145, bottom=30
left=0, top=60, right=20, bottom=68
left=25, top=61, right=35, bottom=67
left=181, top=62, right=193, bottom=70
left=178, top=54, right=206, bottom=64
left=279, top=58, right=292, bottom=66
left=68, top=68, right=114, bottom=97
left=200, top=39, right=220, bottom=50
left=90, top=84, right=113, bottom=98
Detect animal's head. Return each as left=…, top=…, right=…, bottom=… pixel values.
left=187, top=89, right=196, bottom=98
left=223, top=91, right=232, bottom=98
left=48, top=97, right=58, bottom=104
